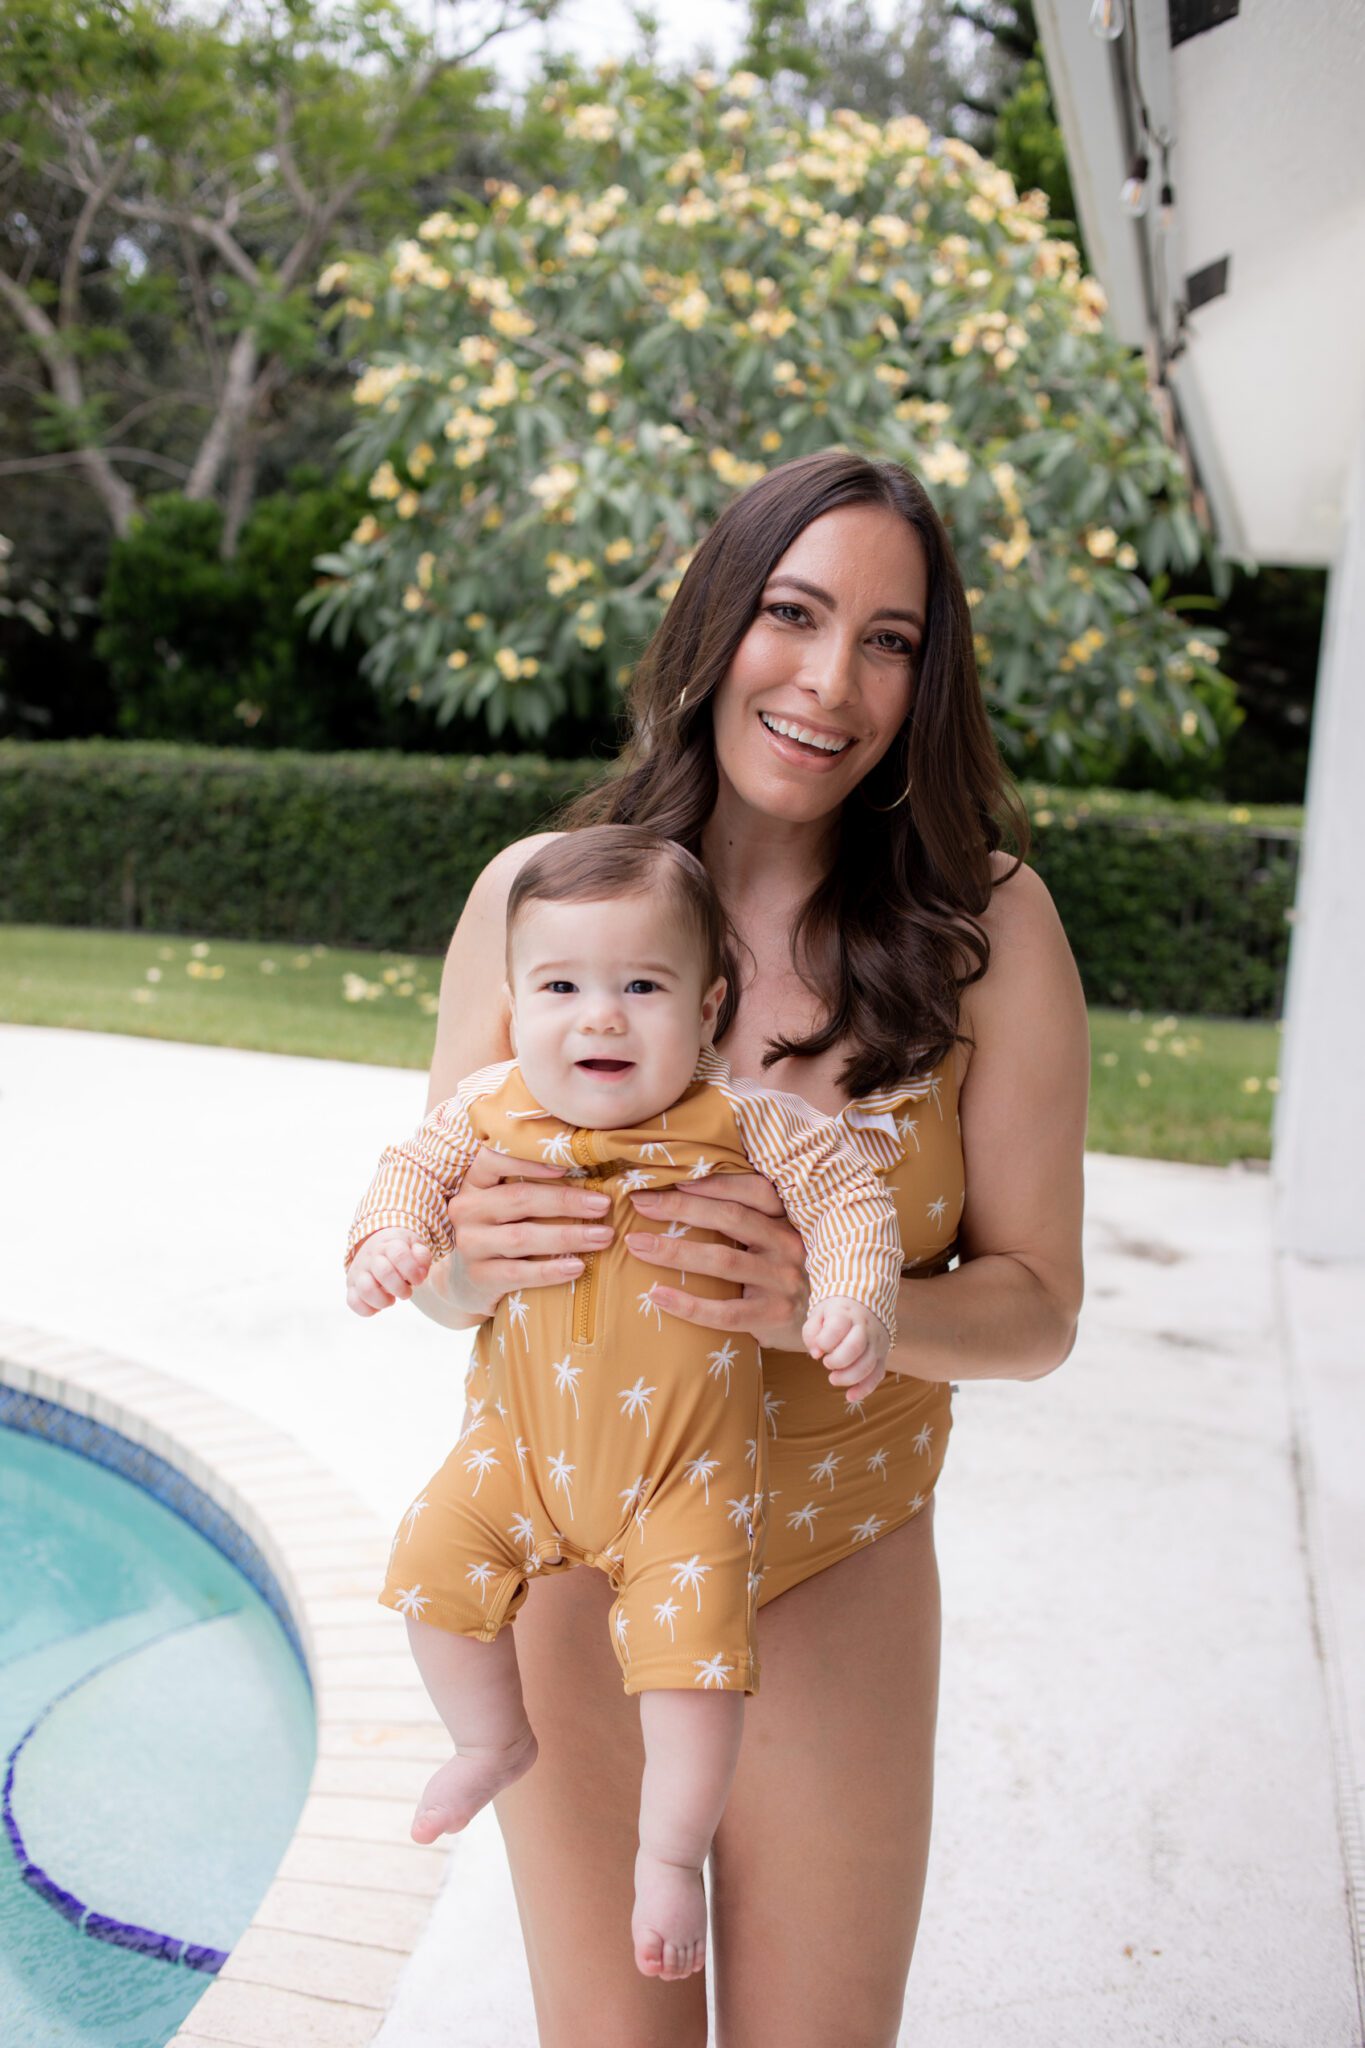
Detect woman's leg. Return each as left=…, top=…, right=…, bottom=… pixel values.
left=709, top=1502, right=942, bottom=2048
left=492, top=1566, right=710, bottom=2048
left=635, top=1688, right=745, bottom=1981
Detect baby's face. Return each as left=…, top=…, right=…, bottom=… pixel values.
left=505, top=894, right=726, bottom=1128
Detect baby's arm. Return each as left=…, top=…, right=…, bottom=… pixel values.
left=725, top=1081, right=903, bottom=1401
left=343, top=1087, right=484, bottom=1304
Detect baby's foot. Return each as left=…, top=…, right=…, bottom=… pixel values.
left=410, top=1727, right=538, bottom=1844
left=631, top=1845, right=707, bottom=1981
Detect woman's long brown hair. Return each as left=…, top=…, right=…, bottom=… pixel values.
left=552, top=447, right=1031, bottom=1097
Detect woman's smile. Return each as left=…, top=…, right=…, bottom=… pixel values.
left=755, top=709, right=858, bottom=771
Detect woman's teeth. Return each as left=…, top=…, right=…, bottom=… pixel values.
left=758, top=711, right=850, bottom=755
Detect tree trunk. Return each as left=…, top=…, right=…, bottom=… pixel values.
left=184, top=326, right=261, bottom=506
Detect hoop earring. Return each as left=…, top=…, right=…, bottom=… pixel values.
left=677, top=686, right=688, bottom=713
left=859, top=776, right=913, bottom=813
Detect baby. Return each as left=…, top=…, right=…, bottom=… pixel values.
left=344, top=825, right=904, bottom=1983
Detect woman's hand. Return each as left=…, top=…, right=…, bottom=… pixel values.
left=623, top=1172, right=813, bottom=1354
left=429, top=1146, right=615, bottom=1321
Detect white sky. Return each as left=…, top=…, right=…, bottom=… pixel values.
left=445, top=0, right=748, bottom=95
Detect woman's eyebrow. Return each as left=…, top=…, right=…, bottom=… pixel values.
left=764, top=573, right=924, bottom=629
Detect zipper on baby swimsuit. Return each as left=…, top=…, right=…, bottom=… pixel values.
left=569, top=1127, right=601, bottom=1346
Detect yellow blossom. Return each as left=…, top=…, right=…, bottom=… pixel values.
left=369, top=462, right=401, bottom=501
left=351, top=515, right=381, bottom=545
left=317, top=261, right=350, bottom=295
left=605, top=537, right=633, bottom=563
left=466, top=612, right=487, bottom=628
left=920, top=440, right=971, bottom=489
left=576, top=623, right=606, bottom=648
left=1086, top=527, right=1118, bottom=561
left=566, top=103, right=620, bottom=142
left=583, top=345, right=624, bottom=384
left=726, top=69, right=762, bottom=97
left=408, top=442, right=434, bottom=480
left=395, top=491, right=420, bottom=519
left=760, top=429, right=783, bottom=452
left=447, top=650, right=469, bottom=670
left=402, top=587, right=423, bottom=611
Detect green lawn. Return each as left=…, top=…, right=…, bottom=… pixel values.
left=0, top=924, right=1281, bottom=1166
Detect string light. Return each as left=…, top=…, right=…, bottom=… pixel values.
left=1120, top=151, right=1150, bottom=218
left=1089, top=0, right=1126, bottom=36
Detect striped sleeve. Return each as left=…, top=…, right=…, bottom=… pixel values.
left=343, top=1062, right=511, bottom=1273
left=723, top=1082, right=904, bottom=1340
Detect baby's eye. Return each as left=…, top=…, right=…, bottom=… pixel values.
left=626, top=979, right=660, bottom=995
left=545, top=980, right=576, bottom=994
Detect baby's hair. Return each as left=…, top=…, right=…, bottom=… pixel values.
left=505, top=826, right=730, bottom=991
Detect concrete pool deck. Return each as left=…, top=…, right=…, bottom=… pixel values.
left=2, top=1020, right=1361, bottom=2047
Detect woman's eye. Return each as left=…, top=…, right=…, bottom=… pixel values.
left=767, top=602, right=805, bottom=624
left=768, top=603, right=916, bottom=659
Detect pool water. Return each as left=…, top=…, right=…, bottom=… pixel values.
left=0, top=1419, right=316, bottom=2047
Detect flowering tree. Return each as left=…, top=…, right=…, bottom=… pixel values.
left=310, top=58, right=1234, bottom=781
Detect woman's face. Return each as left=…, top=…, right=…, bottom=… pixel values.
left=710, top=501, right=927, bottom=827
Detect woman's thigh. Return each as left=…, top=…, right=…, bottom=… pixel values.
left=491, top=1507, right=940, bottom=2048
left=491, top=1562, right=709, bottom=2048
left=709, top=1502, right=942, bottom=2048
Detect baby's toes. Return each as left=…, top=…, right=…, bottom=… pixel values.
left=634, top=1927, right=665, bottom=1977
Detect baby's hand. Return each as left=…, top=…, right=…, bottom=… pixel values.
left=346, top=1228, right=434, bottom=1318
left=801, top=1296, right=891, bottom=1404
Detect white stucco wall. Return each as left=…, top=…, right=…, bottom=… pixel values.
left=1272, top=411, right=1365, bottom=1258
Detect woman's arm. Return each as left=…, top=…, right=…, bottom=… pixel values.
left=885, top=854, right=1089, bottom=1384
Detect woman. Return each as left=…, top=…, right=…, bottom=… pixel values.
left=404, top=448, right=1089, bottom=2045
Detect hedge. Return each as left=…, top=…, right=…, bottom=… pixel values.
left=0, top=741, right=1302, bottom=1018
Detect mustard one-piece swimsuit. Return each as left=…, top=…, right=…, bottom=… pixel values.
left=749, top=1047, right=965, bottom=1606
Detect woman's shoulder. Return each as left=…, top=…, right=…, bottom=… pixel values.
left=955, top=851, right=1078, bottom=1073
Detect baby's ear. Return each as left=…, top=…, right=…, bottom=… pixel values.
left=699, top=975, right=727, bottom=1044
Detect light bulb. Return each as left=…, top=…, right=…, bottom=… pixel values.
left=1158, top=182, right=1175, bottom=231
left=1089, top=0, right=1126, bottom=37
left=1120, top=152, right=1150, bottom=218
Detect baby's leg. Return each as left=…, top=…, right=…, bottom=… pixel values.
left=404, top=1616, right=538, bottom=1844
left=633, top=1688, right=744, bottom=1981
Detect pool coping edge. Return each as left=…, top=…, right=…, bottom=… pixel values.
left=0, top=1315, right=452, bottom=2048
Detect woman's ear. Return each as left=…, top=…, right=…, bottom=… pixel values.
left=699, top=976, right=727, bottom=1046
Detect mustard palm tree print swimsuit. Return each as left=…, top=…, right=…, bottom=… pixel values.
left=346, top=1041, right=963, bottom=1695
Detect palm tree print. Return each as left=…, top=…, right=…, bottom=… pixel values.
left=708, top=1340, right=738, bottom=1394
left=745, top=1437, right=758, bottom=1469
left=852, top=1514, right=887, bottom=1544
left=509, top=1512, right=537, bottom=1559
left=867, top=1448, right=889, bottom=1480
left=654, top=1596, right=681, bottom=1641
left=505, top=1290, right=530, bottom=1341
left=466, top=1560, right=497, bottom=1604
left=636, top=1285, right=665, bottom=1331
left=896, top=1110, right=921, bottom=1153
left=393, top=1585, right=429, bottom=1618
left=907, top=1492, right=926, bottom=1514
left=618, top=1375, right=657, bottom=1435
left=927, top=1196, right=947, bottom=1230
left=726, top=1493, right=756, bottom=1533
left=685, top=1154, right=713, bottom=1180
left=912, top=1423, right=934, bottom=1457
left=513, top=1434, right=529, bottom=1475
left=551, top=1353, right=583, bottom=1418
left=684, top=1451, right=720, bottom=1503
left=694, top=1653, right=734, bottom=1689
left=464, top=1446, right=498, bottom=1495
left=763, top=1390, right=785, bottom=1439
left=809, top=1451, right=841, bottom=1489
left=671, top=1555, right=711, bottom=1610
left=401, top=1494, right=430, bottom=1540
left=786, top=1501, right=823, bottom=1540
left=547, top=1449, right=576, bottom=1519
left=619, top=1167, right=654, bottom=1194
left=639, top=1141, right=675, bottom=1164
left=539, top=1131, right=577, bottom=1166
left=615, top=1609, right=631, bottom=1663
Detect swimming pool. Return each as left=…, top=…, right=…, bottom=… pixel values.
left=0, top=1395, right=316, bottom=2048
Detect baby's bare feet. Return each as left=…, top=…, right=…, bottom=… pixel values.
left=410, top=1727, right=538, bottom=1844
left=631, top=1845, right=707, bottom=1981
